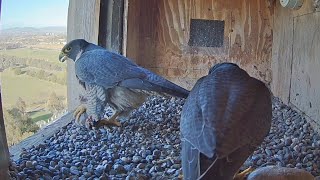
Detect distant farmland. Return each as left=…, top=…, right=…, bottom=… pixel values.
left=0, top=48, right=63, bottom=64
left=0, top=69, right=67, bottom=108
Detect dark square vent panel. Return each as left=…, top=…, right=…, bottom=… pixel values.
left=188, top=19, right=225, bottom=47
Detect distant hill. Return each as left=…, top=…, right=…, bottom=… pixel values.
left=0, top=26, right=67, bottom=36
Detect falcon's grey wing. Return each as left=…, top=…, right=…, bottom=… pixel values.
left=180, top=63, right=272, bottom=179
left=75, top=48, right=189, bottom=98
left=180, top=77, right=204, bottom=180
left=75, top=49, right=146, bottom=89
left=181, top=64, right=256, bottom=158
left=181, top=136, right=200, bottom=180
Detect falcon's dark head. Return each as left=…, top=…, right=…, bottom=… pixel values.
left=208, top=62, right=239, bottom=74
left=59, top=39, right=89, bottom=62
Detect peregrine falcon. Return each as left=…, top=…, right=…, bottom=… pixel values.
left=59, top=39, right=189, bottom=128
left=180, top=63, right=272, bottom=180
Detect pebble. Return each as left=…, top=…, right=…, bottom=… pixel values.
left=137, top=163, right=146, bottom=169
left=70, top=166, right=80, bottom=175
left=166, top=168, right=176, bottom=174
left=61, top=167, right=69, bottom=175
left=132, top=155, right=142, bottom=163
left=152, top=150, right=161, bottom=159
left=25, top=161, right=33, bottom=168
left=113, top=164, right=127, bottom=174
left=8, top=96, right=320, bottom=179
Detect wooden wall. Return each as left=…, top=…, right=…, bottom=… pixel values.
left=126, top=0, right=274, bottom=89
left=272, top=0, right=320, bottom=130
left=67, top=0, right=100, bottom=110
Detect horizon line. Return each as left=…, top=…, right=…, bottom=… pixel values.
left=1, top=25, right=67, bottom=30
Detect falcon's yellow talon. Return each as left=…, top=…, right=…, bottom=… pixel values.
left=96, top=119, right=121, bottom=128
left=234, top=166, right=255, bottom=180
left=111, top=119, right=121, bottom=127
left=92, top=111, right=121, bottom=129
left=73, top=104, right=87, bottom=122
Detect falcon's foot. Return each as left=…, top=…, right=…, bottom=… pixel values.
left=93, top=118, right=121, bottom=129
left=73, top=104, right=87, bottom=123
left=92, top=111, right=121, bottom=129
left=72, top=105, right=98, bottom=129
left=233, top=166, right=254, bottom=180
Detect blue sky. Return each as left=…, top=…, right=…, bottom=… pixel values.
left=0, top=0, right=69, bottom=29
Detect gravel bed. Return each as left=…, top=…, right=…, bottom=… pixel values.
left=8, top=96, right=320, bottom=179
left=242, top=97, right=320, bottom=176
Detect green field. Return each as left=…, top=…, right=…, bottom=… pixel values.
left=29, top=111, right=53, bottom=123
left=0, top=69, right=67, bottom=108
left=0, top=48, right=63, bottom=64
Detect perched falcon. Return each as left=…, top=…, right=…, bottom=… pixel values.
left=180, top=63, right=272, bottom=180
left=59, top=39, right=189, bottom=128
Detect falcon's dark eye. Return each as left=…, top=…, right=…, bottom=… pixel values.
left=65, top=47, right=72, bottom=52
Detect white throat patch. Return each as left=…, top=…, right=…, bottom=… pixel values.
left=75, top=50, right=83, bottom=62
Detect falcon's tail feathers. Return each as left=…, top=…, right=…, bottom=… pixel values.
left=142, top=68, right=190, bottom=98
left=181, top=139, right=201, bottom=180
left=119, top=78, right=189, bottom=98
left=147, top=80, right=190, bottom=98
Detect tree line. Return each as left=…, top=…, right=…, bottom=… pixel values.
left=0, top=54, right=67, bottom=85
left=13, top=67, right=67, bottom=85
left=0, top=54, right=65, bottom=71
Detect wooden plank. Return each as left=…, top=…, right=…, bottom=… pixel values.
left=99, top=0, right=125, bottom=53
left=292, top=0, right=317, bottom=17
left=106, top=0, right=124, bottom=53
left=126, top=0, right=141, bottom=63
left=271, top=1, right=293, bottom=104
left=98, top=0, right=109, bottom=48
left=228, top=0, right=273, bottom=84
left=66, top=0, right=101, bottom=111
left=290, top=12, right=320, bottom=126
left=125, top=0, right=274, bottom=89
left=0, top=87, right=10, bottom=180
left=122, top=0, right=129, bottom=56
left=9, top=113, right=73, bottom=161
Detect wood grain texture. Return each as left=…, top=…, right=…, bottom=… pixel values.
left=126, top=0, right=273, bottom=89
left=271, top=0, right=320, bottom=130
left=104, top=0, right=124, bottom=53
left=271, top=1, right=293, bottom=104
left=290, top=12, right=320, bottom=127
left=292, top=0, right=318, bottom=16
left=122, top=0, right=129, bottom=56
left=67, top=0, right=100, bottom=110
left=126, top=0, right=141, bottom=63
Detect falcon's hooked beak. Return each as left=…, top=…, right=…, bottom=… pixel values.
left=59, top=52, right=68, bottom=62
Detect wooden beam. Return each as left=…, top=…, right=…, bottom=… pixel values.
left=66, top=0, right=101, bottom=111
left=0, top=87, right=10, bottom=179
left=98, top=0, right=109, bottom=48
left=122, top=0, right=129, bottom=56
left=271, top=1, right=293, bottom=104
left=100, top=0, right=124, bottom=53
